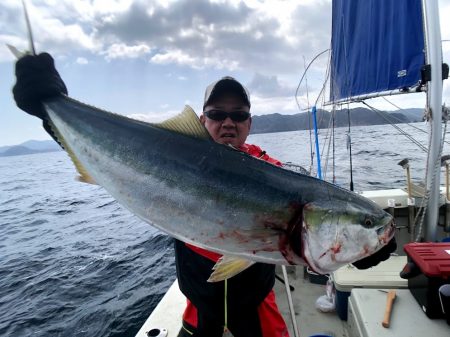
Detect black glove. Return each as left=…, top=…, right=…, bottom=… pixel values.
left=13, top=52, right=68, bottom=119
left=352, top=237, right=397, bottom=269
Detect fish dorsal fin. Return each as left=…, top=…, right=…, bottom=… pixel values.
left=156, top=105, right=210, bottom=139
left=47, top=120, right=96, bottom=185
left=207, top=256, right=256, bottom=282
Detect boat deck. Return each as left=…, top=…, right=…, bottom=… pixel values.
left=135, top=266, right=349, bottom=337
left=136, top=264, right=450, bottom=337
left=273, top=266, right=348, bottom=337
left=135, top=188, right=450, bottom=337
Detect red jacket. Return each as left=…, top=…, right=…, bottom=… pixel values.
left=177, top=144, right=289, bottom=337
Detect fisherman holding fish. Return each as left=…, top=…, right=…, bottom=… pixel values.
left=13, top=53, right=396, bottom=337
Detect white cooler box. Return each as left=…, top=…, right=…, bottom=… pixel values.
left=332, top=256, right=408, bottom=320
left=347, top=289, right=449, bottom=337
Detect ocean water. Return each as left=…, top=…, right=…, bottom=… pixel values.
left=0, top=122, right=444, bottom=337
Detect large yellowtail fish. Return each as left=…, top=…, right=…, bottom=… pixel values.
left=34, top=96, right=394, bottom=281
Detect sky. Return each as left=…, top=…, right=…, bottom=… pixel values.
left=1, top=0, right=449, bottom=146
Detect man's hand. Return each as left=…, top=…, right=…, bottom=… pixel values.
left=352, top=237, right=397, bottom=269
left=13, top=53, right=68, bottom=119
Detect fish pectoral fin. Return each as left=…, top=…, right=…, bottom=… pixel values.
left=155, top=105, right=211, bottom=139
left=207, top=256, right=255, bottom=282
left=47, top=120, right=97, bottom=185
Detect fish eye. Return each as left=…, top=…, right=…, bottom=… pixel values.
left=364, top=218, right=373, bottom=227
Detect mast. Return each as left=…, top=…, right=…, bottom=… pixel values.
left=422, top=0, right=443, bottom=242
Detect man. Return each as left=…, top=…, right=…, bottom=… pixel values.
left=13, top=53, right=396, bottom=337
left=174, top=76, right=289, bottom=337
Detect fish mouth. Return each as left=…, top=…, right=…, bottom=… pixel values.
left=377, top=219, right=396, bottom=244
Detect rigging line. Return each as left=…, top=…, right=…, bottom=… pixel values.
left=340, top=13, right=353, bottom=104
left=303, top=56, right=311, bottom=108
left=321, top=114, right=335, bottom=181
left=319, top=115, right=331, bottom=179
left=337, top=11, right=355, bottom=190
left=308, top=115, right=315, bottom=175
left=381, top=96, right=412, bottom=111
left=295, top=50, right=329, bottom=173
left=302, top=56, right=315, bottom=173
left=361, top=101, right=428, bottom=152
left=382, top=96, right=450, bottom=146
left=346, top=103, right=354, bottom=191
left=312, top=62, right=333, bottom=172
left=331, top=107, right=336, bottom=184
left=381, top=97, right=429, bottom=131
left=317, top=50, right=335, bottom=183
left=411, top=60, right=436, bottom=237
left=414, top=119, right=448, bottom=241
left=294, top=48, right=330, bottom=112
left=321, top=107, right=337, bottom=180
left=313, top=47, right=332, bottom=108
left=412, top=118, right=432, bottom=240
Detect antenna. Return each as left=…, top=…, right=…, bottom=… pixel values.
left=22, top=0, right=36, bottom=55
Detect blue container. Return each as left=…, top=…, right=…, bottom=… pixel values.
left=335, top=289, right=351, bottom=320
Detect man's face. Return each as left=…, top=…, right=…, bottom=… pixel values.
left=200, top=93, right=251, bottom=148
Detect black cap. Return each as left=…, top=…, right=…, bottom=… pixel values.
left=203, top=76, right=251, bottom=109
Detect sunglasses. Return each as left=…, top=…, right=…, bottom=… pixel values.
left=203, top=110, right=251, bottom=122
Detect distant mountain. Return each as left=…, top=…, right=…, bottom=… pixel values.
left=0, top=140, right=61, bottom=157
left=20, top=139, right=61, bottom=151
left=250, top=108, right=424, bottom=134
left=0, top=108, right=423, bottom=157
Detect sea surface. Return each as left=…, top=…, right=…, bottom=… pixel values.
left=0, top=122, right=445, bottom=337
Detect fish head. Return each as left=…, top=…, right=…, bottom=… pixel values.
left=301, top=200, right=395, bottom=274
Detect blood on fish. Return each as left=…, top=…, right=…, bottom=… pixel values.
left=232, top=229, right=248, bottom=242
left=331, top=243, right=341, bottom=254
left=318, top=243, right=341, bottom=261
left=362, top=245, right=370, bottom=255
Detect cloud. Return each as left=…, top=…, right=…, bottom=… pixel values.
left=2, top=0, right=447, bottom=108
left=0, top=35, right=29, bottom=62
left=103, top=43, right=151, bottom=60
left=76, top=57, right=88, bottom=64
left=91, top=0, right=332, bottom=73
left=150, top=49, right=239, bottom=69
left=127, top=109, right=186, bottom=123
left=0, top=0, right=334, bottom=75
left=0, top=1, right=98, bottom=58
left=247, top=73, right=296, bottom=98
left=250, top=95, right=300, bottom=115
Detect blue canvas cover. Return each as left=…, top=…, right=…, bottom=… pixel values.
left=330, top=0, right=425, bottom=101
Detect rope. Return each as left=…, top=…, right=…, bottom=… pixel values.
left=302, top=56, right=315, bottom=174
left=360, top=102, right=448, bottom=240
left=414, top=115, right=448, bottom=241
left=382, top=97, right=450, bottom=147
left=361, top=101, right=428, bottom=152
left=346, top=104, right=354, bottom=191
left=224, top=279, right=228, bottom=332
left=295, top=49, right=330, bottom=174
left=320, top=111, right=335, bottom=180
